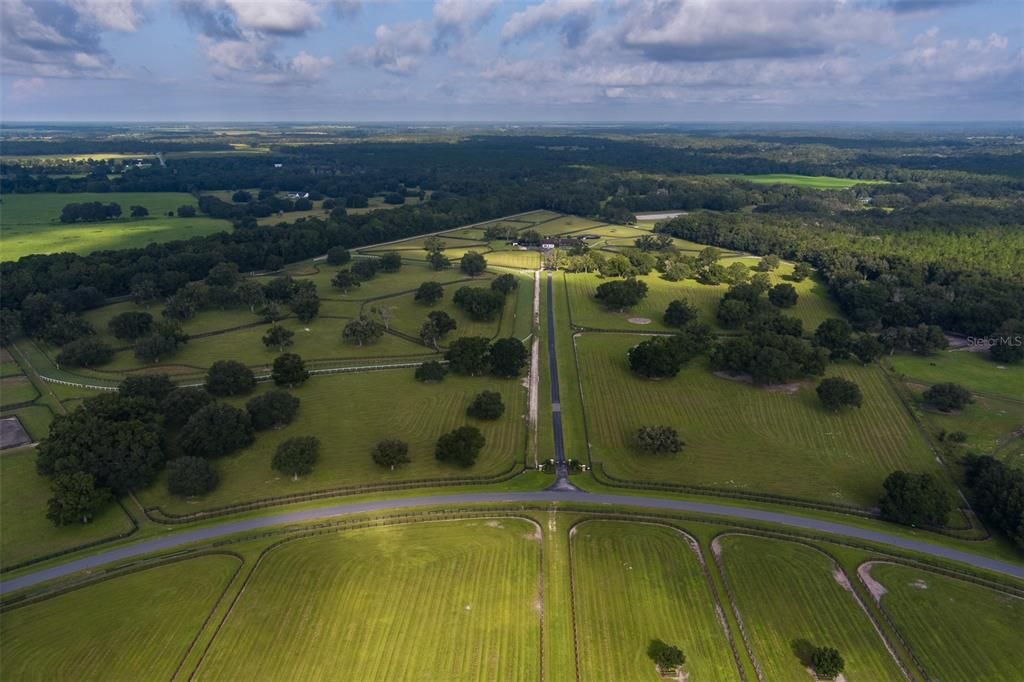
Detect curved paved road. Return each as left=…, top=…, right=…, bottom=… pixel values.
left=2, top=490, right=1021, bottom=595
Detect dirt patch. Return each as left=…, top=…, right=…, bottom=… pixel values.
left=628, top=317, right=653, bottom=325
left=485, top=520, right=504, bottom=529
left=858, top=563, right=888, bottom=603
left=713, top=371, right=804, bottom=393
left=832, top=566, right=854, bottom=592
left=710, top=537, right=723, bottom=558
left=805, top=667, right=847, bottom=682
left=910, top=579, right=929, bottom=590
left=0, top=416, right=31, bottom=450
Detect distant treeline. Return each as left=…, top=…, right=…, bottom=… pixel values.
left=0, top=140, right=232, bottom=155
left=60, top=201, right=123, bottom=223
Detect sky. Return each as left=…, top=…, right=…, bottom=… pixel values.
left=1, top=0, right=1022, bottom=122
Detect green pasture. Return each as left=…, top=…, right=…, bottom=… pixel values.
left=0, top=555, right=239, bottom=680
left=722, top=174, right=883, bottom=189
left=718, top=535, right=904, bottom=680
left=576, top=335, right=943, bottom=509
left=918, top=391, right=1024, bottom=455
left=136, top=367, right=527, bottom=515
left=0, top=448, right=136, bottom=569
left=0, top=376, right=39, bottom=406
left=197, top=519, right=541, bottom=680
left=564, top=263, right=840, bottom=333
left=885, top=351, right=1024, bottom=401
left=571, top=521, right=740, bottom=681
left=485, top=249, right=542, bottom=269
left=0, top=192, right=231, bottom=261
left=382, top=280, right=518, bottom=342
left=1, top=404, right=53, bottom=442
left=871, top=562, right=1024, bottom=680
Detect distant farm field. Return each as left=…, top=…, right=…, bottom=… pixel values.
left=868, top=562, right=1024, bottom=681
left=718, top=535, right=903, bottom=681
left=196, top=519, right=541, bottom=680
left=0, top=555, right=239, bottom=680
left=135, top=367, right=527, bottom=516
left=571, top=521, right=739, bottom=681
left=0, top=192, right=230, bottom=261
left=722, top=174, right=884, bottom=189
left=576, top=335, right=944, bottom=508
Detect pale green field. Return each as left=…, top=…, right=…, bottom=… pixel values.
left=0, top=555, right=239, bottom=680
left=572, top=521, right=740, bottom=681
left=136, top=367, right=527, bottom=515
left=196, top=520, right=541, bottom=680
left=718, top=535, right=904, bottom=680
left=870, top=562, right=1024, bottom=681
left=576, top=336, right=944, bottom=508
left=723, top=174, right=884, bottom=189
left=1, top=192, right=231, bottom=261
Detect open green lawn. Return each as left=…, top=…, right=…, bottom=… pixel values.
left=0, top=555, right=238, bottom=680
left=718, top=535, right=904, bottom=680
left=1, top=192, right=231, bottom=261
left=885, top=351, right=1024, bottom=400
left=869, top=562, right=1024, bottom=681
left=571, top=521, right=740, bottom=681
left=0, top=448, right=135, bottom=569
left=485, top=249, right=543, bottom=269
left=722, top=174, right=884, bottom=189
left=916, top=390, right=1024, bottom=454
left=576, top=335, right=944, bottom=508
left=197, top=519, right=541, bottom=680
left=0, top=376, right=39, bottom=406
left=564, top=263, right=839, bottom=333
left=136, top=367, right=526, bottom=515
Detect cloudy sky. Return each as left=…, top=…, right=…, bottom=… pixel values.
left=1, top=0, right=1021, bottom=122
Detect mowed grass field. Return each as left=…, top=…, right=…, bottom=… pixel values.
left=1, top=192, right=231, bottom=261
left=722, top=174, right=884, bottom=189
left=868, top=562, right=1024, bottom=681
left=717, top=535, right=903, bottom=681
left=564, top=262, right=839, bottom=333
left=886, top=351, right=1024, bottom=400
left=136, top=368, right=527, bottom=515
left=196, top=519, right=541, bottom=681
left=0, top=555, right=239, bottom=680
left=576, top=335, right=943, bottom=508
left=0, top=448, right=135, bottom=569
left=571, top=521, right=739, bottom=681
left=917, top=390, right=1024, bottom=455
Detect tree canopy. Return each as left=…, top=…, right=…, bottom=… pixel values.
left=272, top=436, right=321, bottom=480
left=435, top=426, right=486, bottom=467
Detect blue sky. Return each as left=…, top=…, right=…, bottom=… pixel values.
left=1, top=0, right=1021, bottom=122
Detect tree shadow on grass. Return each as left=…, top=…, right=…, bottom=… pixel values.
left=792, top=638, right=815, bottom=667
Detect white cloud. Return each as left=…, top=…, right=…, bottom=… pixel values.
left=614, top=0, right=894, bottom=62
left=501, top=0, right=599, bottom=48
left=434, top=0, right=499, bottom=39
left=179, top=0, right=333, bottom=84
left=67, top=0, right=148, bottom=32
left=349, top=21, right=433, bottom=75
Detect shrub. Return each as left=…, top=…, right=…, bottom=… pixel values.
left=923, top=382, right=972, bottom=412
left=634, top=425, right=684, bottom=454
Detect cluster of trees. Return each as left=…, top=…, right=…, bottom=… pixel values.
left=39, top=353, right=315, bottom=524
left=628, top=323, right=712, bottom=379
left=711, top=330, right=827, bottom=386
left=451, top=275, right=516, bottom=321
left=444, top=336, right=528, bottom=378
left=879, top=470, right=953, bottom=527
left=923, top=383, right=972, bottom=412
left=634, top=425, right=684, bottom=454
left=962, top=455, right=1024, bottom=549
left=59, top=201, right=122, bottom=223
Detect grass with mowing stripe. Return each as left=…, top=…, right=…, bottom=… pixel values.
left=486, top=249, right=543, bottom=269
left=870, top=562, right=1024, bottom=681
left=564, top=263, right=839, bottom=333
left=575, top=335, right=944, bottom=509
left=378, top=280, right=517, bottom=341
left=135, top=367, right=526, bottom=515
left=0, top=555, right=238, bottom=680
left=572, top=520, right=740, bottom=681
left=0, top=448, right=136, bottom=569
left=197, top=519, right=541, bottom=681
left=885, top=351, right=1024, bottom=401
left=718, top=535, right=904, bottom=681
left=0, top=376, right=39, bottom=406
